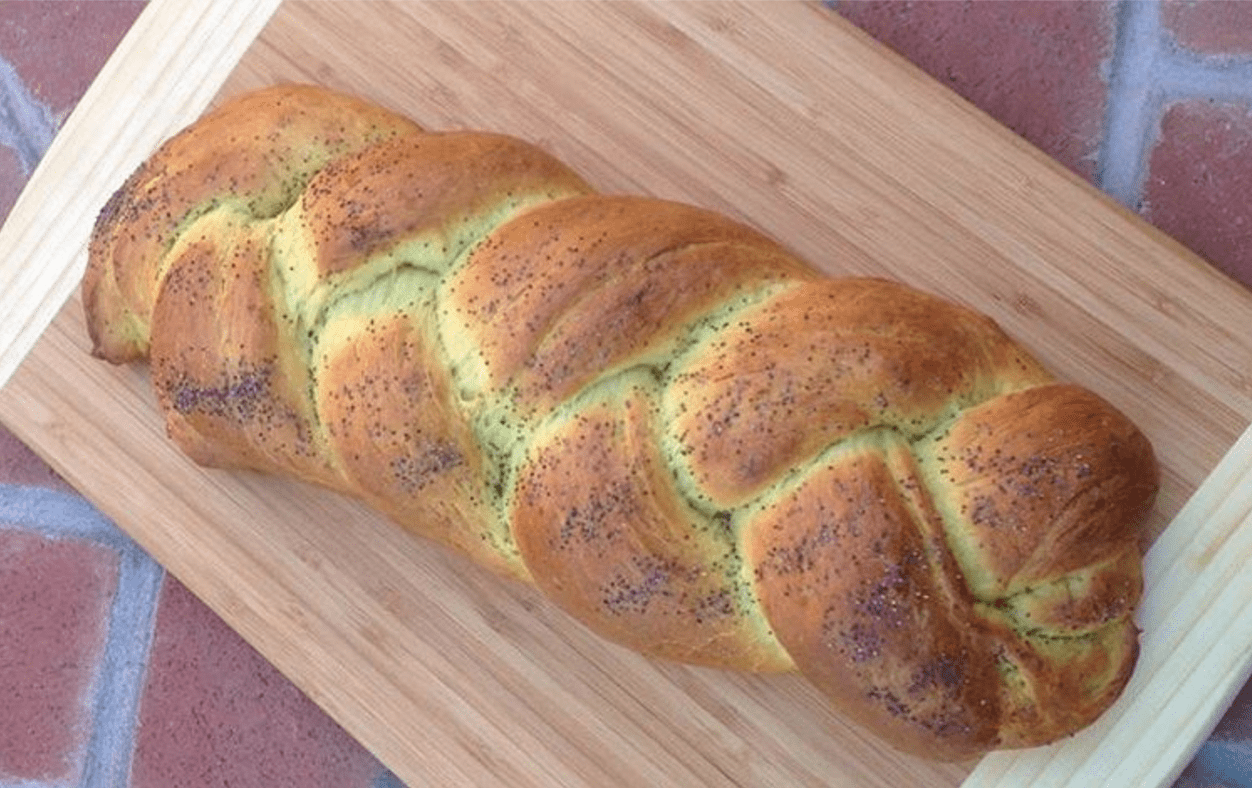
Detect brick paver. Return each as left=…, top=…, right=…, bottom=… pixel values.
left=0, top=146, right=25, bottom=224
left=834, top=0, right=1117, bottom=182
left=0, top=424, right=72, bottom=492
left=0, top=528, right=118, bottom=783
left=1164, top=0, right=1252, bottom=55
left=130, top=579, right=388, bottom=788
left=1144, top=98, right=1252, bottom=285
left=0, top=1, right=144, bottom=121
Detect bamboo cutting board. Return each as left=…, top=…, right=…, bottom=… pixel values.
left=5, top=2, right=1252, bottom=786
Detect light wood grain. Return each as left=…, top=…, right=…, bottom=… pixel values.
left=3, top=2, right=1252, bottom=786
left=0, top=0, right=281, bottom=389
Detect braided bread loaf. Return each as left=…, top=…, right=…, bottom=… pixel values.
left=84, top=84, right=1158, bottom=761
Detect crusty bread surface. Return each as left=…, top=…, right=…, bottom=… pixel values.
left=84, top=84, right=1159, bottom=761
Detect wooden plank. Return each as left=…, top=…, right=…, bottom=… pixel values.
left=3, top=1, right=1252, bottom=786
left=0, top=0, right=281, bottom=388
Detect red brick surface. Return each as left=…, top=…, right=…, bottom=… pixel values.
left=0, top=529, right=118, bottom=783
left=0, top=144, right=24, bottom=218
left=1212, top=680, right=1252, bottom=742
left=1164, top=0, right=1252, bottom=54
left=0, top=1, right=145, bottom=121
left=1144, top=99, right=1252, bottom=287
left=833, top=0, right=1116, bottom=182
left=130, top=577, right=386, bottom=788
left=0, top=423, right=74, bottom=491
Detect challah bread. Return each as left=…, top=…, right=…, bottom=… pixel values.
left=84, top=84, right=1159, bottom=761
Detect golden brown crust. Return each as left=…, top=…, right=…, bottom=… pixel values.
left=742, top=417, right=1148, bottom=758
left=84, top=83, right=1160, bottom=761
left=914, top=383, right=1158, bottom=598
left=440, top=194, right=819, bottom=416
left=85, top=84, right=423, bottom=362
left=511, top=372, right=793, bottom=671
left=663, top=278, right=1055, bottom=510
left=315, top=307, right=522, bottom=580
left=295, top=131, right=594, bottom=279
left=744, top=433, right=1004, bottom=758
left=148, top=213, right=335, bottom=486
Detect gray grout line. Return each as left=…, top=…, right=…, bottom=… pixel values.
left=1, top=482, right=405, bottom=786
left=1099, top=0, right=1252, bottom=213
left=0, top=483, right=138, bottom=548
left=1183, top=738, right=1252, bottom=788
left=0, top=54, right=55, bottom=174
left=1, top=483, right=407, bottom=785
left=0, top=484, right=164, bottom=788
left=1158, top=38, right=1252, bottom=105
left=372, top=768, right=408, bottom=788
left=80, top=540, right=163, bottom=788
left=1098, top=0, right=1166, bottom=210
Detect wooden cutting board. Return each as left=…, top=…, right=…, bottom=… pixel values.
left=4, top=2, right=1252, bottom=786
